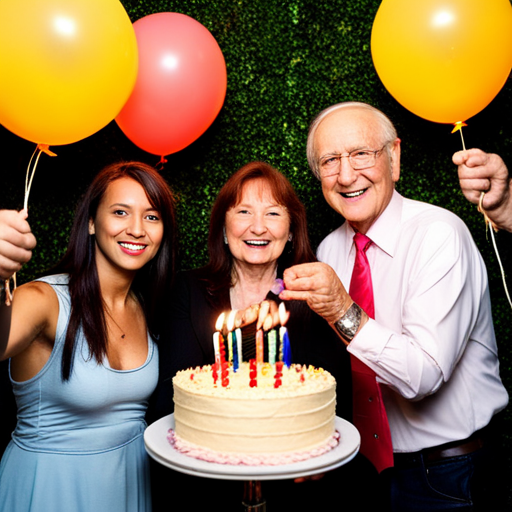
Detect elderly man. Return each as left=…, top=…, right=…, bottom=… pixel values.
left=453, top=148, right=512, bottom=233
left=280, top=102, right=508, bottom=510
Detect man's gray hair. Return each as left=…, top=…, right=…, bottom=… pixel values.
left=306, top=102, right=398, bottom=179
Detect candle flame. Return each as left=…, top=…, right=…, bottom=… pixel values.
left=278, top=302, right=288, bottom=325
left=227, top=309, right=237, bottom=331
left=256, top=300, right=270, bottom=331
left=215, top=312, right=226, bottom=331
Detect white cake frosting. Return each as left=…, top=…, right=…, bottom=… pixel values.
left=171, top=362, right=337, bottom=461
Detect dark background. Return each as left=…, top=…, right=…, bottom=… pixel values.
left=2, top=0, right=511, bottom=504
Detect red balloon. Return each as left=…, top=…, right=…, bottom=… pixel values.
left=115, top=13, right=227, bottom=156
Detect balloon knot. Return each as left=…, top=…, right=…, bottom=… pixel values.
left=451, top=121, right=467, bottom=134
left=156, top=156, right=168, bottom=170
left=37, top=144, right=57, bottom=156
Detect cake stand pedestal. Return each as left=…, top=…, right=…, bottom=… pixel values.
left=145, top=414, right=360, bottom=511
left=242, top=480, right=265, bottom=511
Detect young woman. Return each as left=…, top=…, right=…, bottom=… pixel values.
left=0, top=162, right=176, bottom=512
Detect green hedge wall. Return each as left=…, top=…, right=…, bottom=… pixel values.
left=2, top=0, right=511, bottom=502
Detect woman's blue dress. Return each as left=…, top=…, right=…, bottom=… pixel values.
left=0, top=275, right=158, bottom=512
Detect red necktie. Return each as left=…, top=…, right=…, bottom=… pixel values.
left=349, top=232, right=393, bottom=473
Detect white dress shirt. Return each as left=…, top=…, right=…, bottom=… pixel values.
left=317, top=190, right=509, bottom=453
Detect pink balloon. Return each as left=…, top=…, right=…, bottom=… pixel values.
left=115, top=13, right=227, bottom=156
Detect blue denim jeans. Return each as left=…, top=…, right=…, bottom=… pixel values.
left=384, top=444, right=507, bottom=511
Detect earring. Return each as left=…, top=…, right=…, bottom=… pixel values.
left=288, top=233, right=293, bottom=242
left=223, top=227, right=228, bottom=245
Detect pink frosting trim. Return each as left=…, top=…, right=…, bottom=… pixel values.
left=167, top=429, right=340, bottom=466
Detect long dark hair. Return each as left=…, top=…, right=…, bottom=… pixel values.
left=202, top=161, right=315, bottom=296
left=53, top=162, right=176, bottom=380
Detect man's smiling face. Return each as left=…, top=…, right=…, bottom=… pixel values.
left=314, top=107, right=401, bottom=234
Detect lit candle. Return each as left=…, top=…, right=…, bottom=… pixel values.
left=256, top=329, right=264, bottom=365
left=219, top=332, right=226, bottom=363
left=228, top=331, right=233, bottom=362
left=235, top=326, right=242, bottom=365
left=278, top=303, right=291, bottom=367
left=227, top=310, right=236, bottom=364
left=213, top=313, right=225, bottom=383
left=227, top=310, right=238, bottom=372
left=256, top=301, right=269, bottom=365
left=283, top=329, right=291, bottom=367
left=268, top=329, right=277, bottom=365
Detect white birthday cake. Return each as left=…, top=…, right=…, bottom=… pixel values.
left=169, top=361, right=338, bottom=465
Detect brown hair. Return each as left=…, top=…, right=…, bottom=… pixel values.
left=203, top=161, right=315, bottom=295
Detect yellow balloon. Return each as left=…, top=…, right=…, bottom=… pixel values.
left=0, top=0, right=138, bottom=146
left=371, top=0, right=512, bottom=124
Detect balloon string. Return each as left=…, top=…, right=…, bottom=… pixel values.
left=478, top=192, right=510, bottom=310
left=6, top=144, right=58, bottom=304
left=459, top=128, right=466, bottom=151
left=24, top=146, right=39, bottom=210
left=453, top=123, right=511, bottom=311
left=10, top=145, right=43, bottom=303
left=486, top=209, right=512, bottom=310
left=24, top=144, right=57, bottom=210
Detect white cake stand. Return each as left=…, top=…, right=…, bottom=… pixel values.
left=145, top=414, right=360, bottom=511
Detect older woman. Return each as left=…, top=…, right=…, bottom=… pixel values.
left=148, top=161, right=353, bottom=511
left=150, top=161, right=350, bottom=420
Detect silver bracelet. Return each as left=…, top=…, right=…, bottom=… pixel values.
left=333, top=302, right=362, bottom=342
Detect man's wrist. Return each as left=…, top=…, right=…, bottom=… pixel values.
left=333, top=302, right=362, bottom=342
left=493, top=192, right=512, bottom=232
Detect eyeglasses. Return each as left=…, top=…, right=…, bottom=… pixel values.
left=318, top=143, right=389, bottom=178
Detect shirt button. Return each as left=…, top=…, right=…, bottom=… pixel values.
left=374, top=434, right=379, bottom=439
